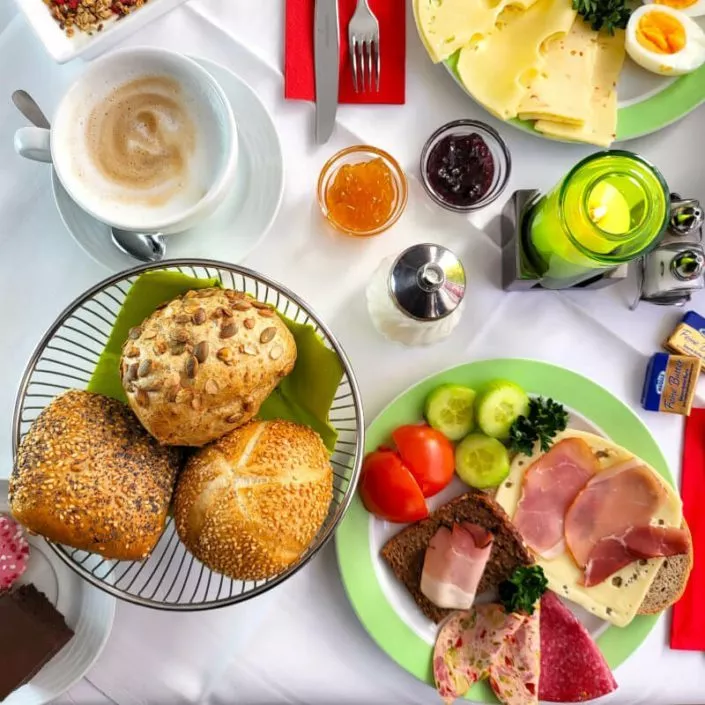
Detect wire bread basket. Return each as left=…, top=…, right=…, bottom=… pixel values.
left=12, top=260, right=364, bottom=611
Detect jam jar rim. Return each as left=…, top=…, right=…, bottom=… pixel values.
left=419, top=119, right=512, bottom=213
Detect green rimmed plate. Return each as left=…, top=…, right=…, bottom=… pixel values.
left=440, top=33, right=705, bottom=143
left=336, top=359, right=671, bottom=701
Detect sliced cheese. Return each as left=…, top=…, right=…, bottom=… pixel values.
left=413, top=0, right=540, bottom=64
left=517, top=19, right=598, bottom=126
left=495, top=430, right=683, bottom=628
left=455, top=0, right=577, bottom=120
left=534, top=30, right=626, bottom=146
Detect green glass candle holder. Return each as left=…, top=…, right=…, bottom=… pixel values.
left=525, top=150, right=670, bottom=289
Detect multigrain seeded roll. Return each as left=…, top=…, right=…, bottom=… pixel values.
left=120, top=288, right=297, bottom=447
left=10, top=390, right=181, bottom=560
left=174, top=419, right=333, bottom=581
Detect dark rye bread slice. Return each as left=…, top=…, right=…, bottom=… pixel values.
left=381, top=490, right=533, bottom=624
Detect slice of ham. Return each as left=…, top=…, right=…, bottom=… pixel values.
left=421, top=522, right=494, bottom=609
left=583, top=525, right=691, bottom=587
left=565, top=460, right=668, bottom=569
left=433, top=604, right=524, bottom=704
left=513, top=438, right=599, bottom=559
left=489, top=606, right=540, bottom=705
left=539, top=591, right=617, bottom=702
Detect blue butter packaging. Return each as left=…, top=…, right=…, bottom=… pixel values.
left=642, top=352, right=700, bottom=415
left=682, top=310, right=705, bottom=335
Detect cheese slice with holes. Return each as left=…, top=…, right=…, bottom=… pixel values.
left=495, top=430, right=683, bottom=627
left=518, top=19, right=598, bottom=126
left=413, top=0, right=540, bottom=63
left=455, top=0, right=577, bottom=120
left=534, top=30, right=625, bottom=146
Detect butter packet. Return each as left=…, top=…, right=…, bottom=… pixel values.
left=664, top=311, right=705, bottom=369
left=642, top=353, right=700, bottom=416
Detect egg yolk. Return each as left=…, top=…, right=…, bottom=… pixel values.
left=655, top=0, right=698, bottom=9
left=637, top=11, right=686, bottom=54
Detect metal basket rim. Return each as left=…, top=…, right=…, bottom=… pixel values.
left=11, top=258, right=365, bottom=611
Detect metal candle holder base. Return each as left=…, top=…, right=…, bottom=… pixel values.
left=500, top=190, right=629, bottom=291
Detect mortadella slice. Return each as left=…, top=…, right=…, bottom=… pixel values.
left=421, top=522, right=494, bottom=609
left=513, top=438, right=598, bottom=559
left=489, top=605, right=540, bottom=705
left=0, top=513, right=30, bottom=592
left=539, top=591, right=617, bottom=702
left=433, top=604, right=524, bottom=704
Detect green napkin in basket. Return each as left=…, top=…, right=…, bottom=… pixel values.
left=87, top=271, right=344, bottom=451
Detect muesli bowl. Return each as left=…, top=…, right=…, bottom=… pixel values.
left=16, top=0, right=190, bottom=63
left=12, top=260, right=364, bottom=611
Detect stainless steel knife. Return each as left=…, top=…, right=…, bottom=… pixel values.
left=314, top=0, right=340, bottom=145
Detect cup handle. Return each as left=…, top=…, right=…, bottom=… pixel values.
left=14, top=126, right=52, bottom=164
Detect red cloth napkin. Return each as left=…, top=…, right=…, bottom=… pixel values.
left=670, top=407, right=705, bottom=650
left=285, top=0, right=406, bottom=105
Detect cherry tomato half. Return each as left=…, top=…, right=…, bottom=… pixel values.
left=359, top=450, right=429, bottom=523
left=392, top=424, right=455, bottom=498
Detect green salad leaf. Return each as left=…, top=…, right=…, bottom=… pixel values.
left=87, top=271, right=344, bottom=451
left=498, top=565, right=548, bottom=615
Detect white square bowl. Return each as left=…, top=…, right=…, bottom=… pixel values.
left=14, top=0, right=191, bottom=64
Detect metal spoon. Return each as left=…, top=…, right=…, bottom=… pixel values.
left=110, top=227, right=166, bottom=262
left=12, top=89, right=166, bottom=263
left=12, top=90, right=50, bottom=129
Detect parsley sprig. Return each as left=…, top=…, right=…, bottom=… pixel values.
left=499, top=566, right=548, bottom=616
left=573, top=0, right=631, bottom=34
left=508, top=397, right=569, bottom=456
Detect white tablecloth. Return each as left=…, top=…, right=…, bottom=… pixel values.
left=1, top=0, right=705, bottom=702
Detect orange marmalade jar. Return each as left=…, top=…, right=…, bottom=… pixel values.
left=317, top=146, right=408, bottom=237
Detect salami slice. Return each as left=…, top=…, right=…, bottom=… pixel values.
left=489, top=606, right=540, bottom=705
left=433, top=604, right=524, bottom=704
left=539, top=592, right=617, bottom=702
left=0, top=513, right=30, bottom=592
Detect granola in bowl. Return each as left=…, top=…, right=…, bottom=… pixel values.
left=44, top=0, right=148, bottom=37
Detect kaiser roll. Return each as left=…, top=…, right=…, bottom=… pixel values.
left=120, top=288, right=297, bottom=446
left=11, top=390, right=181, bottom=560
left=174, top=419, right=333, bottom=581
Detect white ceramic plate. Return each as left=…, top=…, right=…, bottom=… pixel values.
left=1, top=480, right=115, bottom=705
left=337, top=360, right=672, bottom=698
left=15, top=0, right=190, bottom=64
left=53, top=56, right=284, bottom=272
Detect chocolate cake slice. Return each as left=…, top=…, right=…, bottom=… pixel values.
left=0, top=584, right=74, bottom=701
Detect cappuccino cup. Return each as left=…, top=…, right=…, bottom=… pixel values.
left=14, top=47, right=238, bottom=235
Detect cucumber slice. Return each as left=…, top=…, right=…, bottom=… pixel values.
left=476, top=380, right=530, bottom=440
left=424, top=384, right=477, bottom=441
left=455, top=434, right=510, bottom=489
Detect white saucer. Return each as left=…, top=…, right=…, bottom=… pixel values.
left=53, top=57, right=284, bottom=272
left=1, top=480, right=116, bottom=705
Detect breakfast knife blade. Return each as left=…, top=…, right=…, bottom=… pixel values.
left=314, top=0, right=340, bottom=145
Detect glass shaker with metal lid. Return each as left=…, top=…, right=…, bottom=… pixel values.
left=366, top=243, right=466, bottom=346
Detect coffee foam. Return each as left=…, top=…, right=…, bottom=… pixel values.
left=59, top=65, right=229, bottom=227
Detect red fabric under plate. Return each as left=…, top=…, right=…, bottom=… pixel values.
left=284, top=0, right=406, bottom=104
left=670, top=407, right=705, bottom=650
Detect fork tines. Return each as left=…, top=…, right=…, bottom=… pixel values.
left=350, top=36, right=380, bottom=93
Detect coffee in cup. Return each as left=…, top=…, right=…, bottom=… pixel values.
left=15, top=48, right=238, bottom=235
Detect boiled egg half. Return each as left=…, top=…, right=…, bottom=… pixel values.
left=645, top=0, right=705, bottom=18
left=626, top=4, right=705, bottom=75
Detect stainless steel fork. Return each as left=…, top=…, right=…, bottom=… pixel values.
left=348, top=0, right=380, bottom=93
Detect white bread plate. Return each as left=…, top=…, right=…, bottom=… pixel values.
left=14, top=0, right=190, bottom=64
